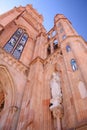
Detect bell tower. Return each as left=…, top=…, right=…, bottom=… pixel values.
left=0, top=5, right=87, bottom=130
left=54, top=14, right=87, bottom=129
left=54, top=14, right=78, bottom=42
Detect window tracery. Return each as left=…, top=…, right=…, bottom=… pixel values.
left=4, top=28, right=28, bottom=59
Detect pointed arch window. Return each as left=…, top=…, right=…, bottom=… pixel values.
left=60, top=28, right=64, bottom=33
left=53, top=39, right=58, bottom=50
left=48, top=35, right=51, bottom=41
left=71, top=59, right=78, bottom=71
left=66, top=45, right=71, bottom=52
left=52, top=30, right=56, bottom=37
left=4, top=28, right=28, bottom=59
left=62, top=34, right=66, bottom=40
left=0, top=83, right=5, bottom=112
left=47, top=45, right=51, bottom=56
left=58, top=22, right=61, bottom=27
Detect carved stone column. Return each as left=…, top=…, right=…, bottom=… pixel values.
left=3, top=106, right=18, bottom=130
left=50, top=104, right=63, bottom=130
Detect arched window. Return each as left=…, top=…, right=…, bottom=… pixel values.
left=52, top=30, right=56, bottom=37
left=62, top=35, right=66, bottom=40
left=0, top=82, right=5, bottom=112
left=53, top=39, right=58, bottom=50
left=48, top=35, right=51, bottom=40
left=0, top=93, right=4, bottom=112
left=60, top=28, right=63, bottom=33
left=4, top=28, right=28, bottom=59
left=58, top=22, right=61, bottom=27
left=71, top=59, right=78, bottom=71
left=66, top=45, right=71, bottom=52
left=47, top=45, right=51, bottom=56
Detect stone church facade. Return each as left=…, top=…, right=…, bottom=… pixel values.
left=0, top=4, right=87, bottom=130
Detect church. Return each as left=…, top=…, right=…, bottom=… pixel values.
left=0, top=4, right=87, bottom=130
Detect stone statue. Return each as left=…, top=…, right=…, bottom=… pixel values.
left=49, top=72, right=64, bottom=130
left=49, top=72, right=62, bottom=110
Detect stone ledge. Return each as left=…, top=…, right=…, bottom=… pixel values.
left=76, top=125, right=87, bottom=130
left=44, top=48, right=62, bottom=65
left=29, top=56, right=44, bottom=66
left=0, top=24, right=4, bottom=32
left=0, top=48, right=29, bottom=76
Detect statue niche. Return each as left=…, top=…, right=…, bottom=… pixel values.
left=49, top=72, right=63, bottom=118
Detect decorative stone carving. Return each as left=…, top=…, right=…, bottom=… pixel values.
left=0, top=48, right=28, bottom=75
left=21, top=109, right=34, bottom=130
left=49, top=72, right=63, bottom=118
left=52, top=104, right=63, bottom=118
left=10, top=106, right=18, bottom=113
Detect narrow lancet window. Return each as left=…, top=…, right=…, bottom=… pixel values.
left=47, top=45, right=51, bottom=56
left=0, top=85, right=5, bottom=112
left=66, top=45, right=71, bottom=52
left=58, top=22, right=61, bottom=27
left=62, top=35, right=66, bottom=40
left=71, top=59, right=78, bottom=71
left=53, top=39, right=58, bottom=50
left=48, top=35, right=50, bottom=40
left=52, top=31, right=56, bottom=37
left=60, top=28, right=63, bottom=33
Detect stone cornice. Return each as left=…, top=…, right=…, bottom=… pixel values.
left=29, top=56, right=44, bottom=66
left=54, top=16, right=72, bottom=25
left=61, top=35, right=87, bottom=44
left=75, top=122, right=87, bottom=130
left=36, top=31, right=46, bottom=39
left=22, top=15, right=39, bottom=32
left=26, top=4, right=43, bottom=22
left=0, top=24, right=4, bottom=29
left=29, top=47, right=62, bottom=66
left=0, top=24, right=4, bottom=32
left=44, top=48, right=62, bottom=65
left=15, top=6, right=25, bottom=13
left=0, top=48, right=29, bottom=76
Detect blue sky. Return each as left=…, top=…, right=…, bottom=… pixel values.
left=0, top=0, right=87, bottom=41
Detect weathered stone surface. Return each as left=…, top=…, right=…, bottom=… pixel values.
left=0, top=5, right=87, bottom=130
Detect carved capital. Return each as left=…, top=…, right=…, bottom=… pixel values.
left=10, top=106, right=19, bottom=113
left=50, top=104, right=64, bottom=119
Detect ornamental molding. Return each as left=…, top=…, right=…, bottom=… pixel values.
left=0, top=48, right=29, bottom=76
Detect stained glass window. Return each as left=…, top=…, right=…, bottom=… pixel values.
left=4, top=28, right=28, bottom=59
